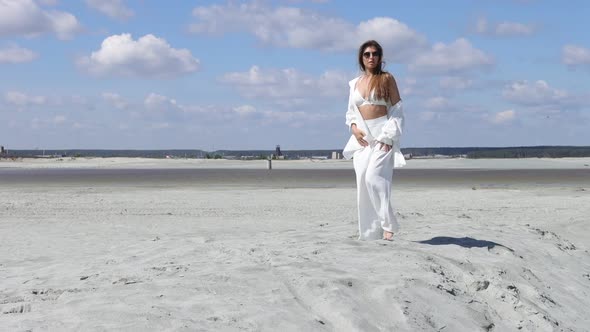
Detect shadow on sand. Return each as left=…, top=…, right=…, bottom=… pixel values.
left=416, top=236, right=514, bottom=252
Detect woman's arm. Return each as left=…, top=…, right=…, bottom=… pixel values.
left=345, top=79, right=369, bottom=147
left=375, top=101, right=404, bottom=146
left=388, top=73, right=401, bottom=106
left=345, top=85, right=357, bottom=132
left=375, top=74, right=404, bottom=147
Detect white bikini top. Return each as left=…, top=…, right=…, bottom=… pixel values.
left=352, top=88, right=389, bottom=107
left=352, top=87, right=389, bottom=107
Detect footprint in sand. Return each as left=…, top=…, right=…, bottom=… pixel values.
left=521, top=268, right=542, bottom=283
left=79, top=273, right=99, bottom=281
left=2, top=303, right=31, bottom=314
left=539, top=293, right=558, bottom=306
left=149, top=264, right=189, bottom=276
left=487, top=245, right=518, bottom=257
left=112, top=277, right=142, bottom=285
left=31, top=288, right=84, bottom=301
left=0, top=295, right=25, bottom=304
left=494, top=284, right=520, bottom=305
left=471, top=280, right=490, bottom=291
left=529, top=226, right=578, bottom=251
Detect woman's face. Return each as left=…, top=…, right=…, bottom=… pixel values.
left=362, top=46, right=380, bottom=71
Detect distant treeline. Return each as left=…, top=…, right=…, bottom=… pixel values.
left=3, top=149, right=207, bottom=158
left=402, top=146, right=590, bottom=158
left=467, top=146, right=590, bottom=158
left=3, top=146, right=590, bottom=159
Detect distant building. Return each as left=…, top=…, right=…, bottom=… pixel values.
left=331, top=151, right=342, bottom=159
left=0, top=146, right=5, bottom=155
left=274, top=145, right=285, bottom=159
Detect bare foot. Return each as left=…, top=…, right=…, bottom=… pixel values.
left=383, top=231, right=394, bottom=241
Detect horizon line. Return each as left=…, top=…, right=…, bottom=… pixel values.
left=3, top=145, right=590, bottom=151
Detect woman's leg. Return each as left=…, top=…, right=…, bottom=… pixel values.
left=353, top=148, right=381, bottom=240
left=364, top=144, right=399, bottom=238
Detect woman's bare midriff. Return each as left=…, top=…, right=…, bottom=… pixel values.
left=359, top=105, right=387, bottom=120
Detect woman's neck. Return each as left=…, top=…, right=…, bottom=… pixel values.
left=364, top=69, right=378, bottom=77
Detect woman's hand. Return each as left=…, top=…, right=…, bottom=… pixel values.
left=351, top=125, right=368, bottom=147
left=379, top=142, right=392, bottom=152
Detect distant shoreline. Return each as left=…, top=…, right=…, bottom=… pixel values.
left=1, top=156, right=590, bottom=171
left=1, top=145, right=590, bottom=159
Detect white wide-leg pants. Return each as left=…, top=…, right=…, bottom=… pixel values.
left=353, top=116, right=400, bottom=240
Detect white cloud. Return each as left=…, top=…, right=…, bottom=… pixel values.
left=53, top=114, right=67, bottom=124
left=139, top=92, right=326, bottom=128
left=86, top=0, right=134, bottom=21
left=439, top=76, right=473, bottom=91
left=419, top=111, right=437, bottom=121
left=355, top=17, right=429, bottom=61
left=423, top=96, right=451, bottom=111
left=189, top=3, right=427, bottom=61
left=144, top=93, right=181, bottom=112
left=562, top=44, right=590, bottom=67
left=0, top=45, right=37, bottom=63
left=502, top=80, right=587, bottom=110
left=495, top=22, right=535, bottom=36
left=490, top=110, right=515, bottom=124
left=37, top=0, right=58, bottom=5
left=285, top=0, right=330, bottom=3
left=233, top=105, right=257, bottom=117
left=475, top=17, right=536, bottom=37
left=73, top=122, right=86, bottom=129
left=400, top=78, right=415, bottom=96
left=261, top=110, right=308, bottom=124
left=4, top=91, right=47, bottom=107
left=3, top=91, right=97, bottom=113
left=316, top=70, right=350, bottom=96
left=222, top=65, right=279, bottom=86
left=409, top=38, right=494, bottom=74
left=420, top=97, right=488, bottom=121
left=31, top=117, right=41, bottom=129
left=102, top=92, right=129, bottom=110
left=475, top=17, right=488, bottom=34
left=220, top=66, right=348, bottom=104
left=29, top=115, right=69, bottom=129
left=503, top=80, right=567, bottom=106
left=394, top=77, right=438, bottom=98
left=151, top=122, right=171, bottom=129
left=77, top=34, right=200, bottom=78
left=0, top=0, right=81, bottom=40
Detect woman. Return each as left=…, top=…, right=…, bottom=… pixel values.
left=343, top=40, right=406, bottom=241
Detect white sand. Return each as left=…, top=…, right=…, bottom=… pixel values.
left=1, top=158, right=589, bottom=331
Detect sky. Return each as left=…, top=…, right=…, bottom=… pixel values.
left=1, top=0, right=589, bottom=150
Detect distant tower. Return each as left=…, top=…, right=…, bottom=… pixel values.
left=275, top=145, right=282, bottom=157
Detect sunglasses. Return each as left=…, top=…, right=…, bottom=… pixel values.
left=363, top=51, right=381, bottom=58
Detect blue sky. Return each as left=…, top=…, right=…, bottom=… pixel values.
left=1, top=0, right=589, bottom=150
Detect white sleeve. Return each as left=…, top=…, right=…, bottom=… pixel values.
left=375, top=100, right=404, bottom=145
left=345, top=88, right=357, bottom=132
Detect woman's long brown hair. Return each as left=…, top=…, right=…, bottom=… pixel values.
left=358, top=40, right=392, bottom=102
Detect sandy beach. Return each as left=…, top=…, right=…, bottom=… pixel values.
left=1, top=158, right=589, bottom=331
